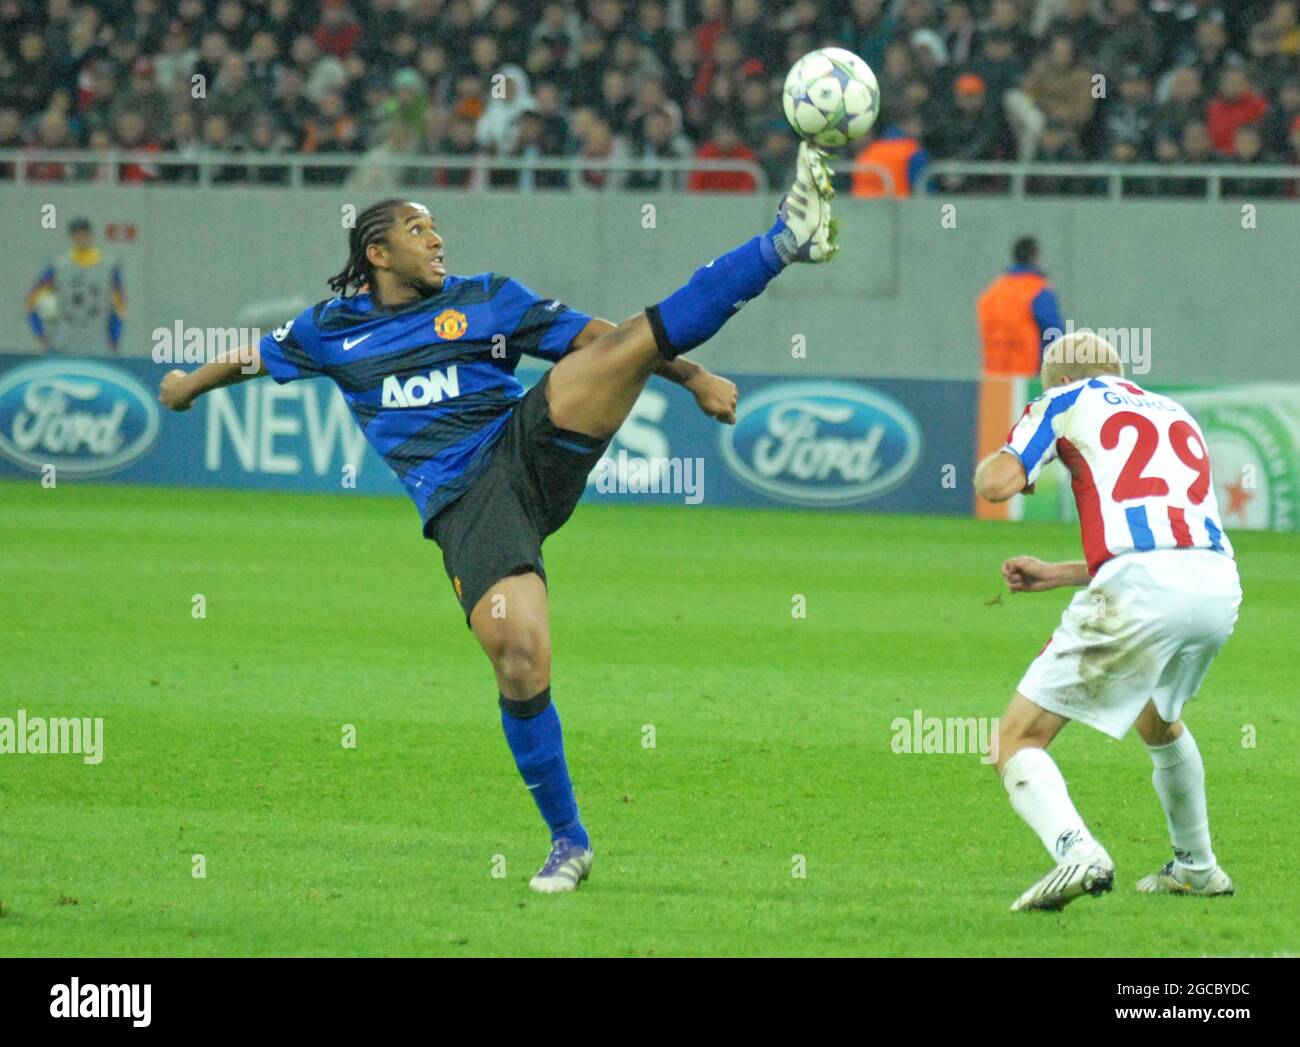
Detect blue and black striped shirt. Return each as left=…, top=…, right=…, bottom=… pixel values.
left=258, top=272, right=592, bottom=528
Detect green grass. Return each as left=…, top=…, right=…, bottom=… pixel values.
left=1, top=479, right=1297, bottom=957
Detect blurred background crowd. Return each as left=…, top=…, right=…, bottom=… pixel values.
left=1, top=0, right=1298, bottom=195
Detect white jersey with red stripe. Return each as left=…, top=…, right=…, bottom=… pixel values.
left=1002, top=374, right=1234, bottom=575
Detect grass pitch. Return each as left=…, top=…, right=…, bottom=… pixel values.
left=1, top=480, right=1297, bottom=957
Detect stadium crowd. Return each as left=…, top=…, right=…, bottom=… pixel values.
left=0, top=0, right=1298, bottom=196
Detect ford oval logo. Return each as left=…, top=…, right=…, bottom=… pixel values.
left=721, top=381, right=922, bottom=505
left=0, top=360, right=160, bottom=478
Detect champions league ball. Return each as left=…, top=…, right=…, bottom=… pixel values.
left=35, top=293, right=60, bottom=322
left=782, top=48, right=881, bottom=149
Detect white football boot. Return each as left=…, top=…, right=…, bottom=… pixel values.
left=528, top=837, right=594, bottom=894
left=1011, top=844, right=1115, bottom=912
left=771, top=141, right=839, bottom=264
left=1136, top=860, right=1235, bottom=897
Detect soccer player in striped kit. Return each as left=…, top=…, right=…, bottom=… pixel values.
left=159, top=144, right=838, bottom=892
left=975, top=331, right=1241, bottom=912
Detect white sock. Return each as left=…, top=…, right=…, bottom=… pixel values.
left=1148, top=728, right=1216, bottom=874
left=1002, top=747, right=1099, bottom=863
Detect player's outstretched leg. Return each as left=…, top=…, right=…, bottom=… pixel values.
left=545, top=142, right=837, bottom=439
left=1132, top=703, right=1234, bottom=897
left=995, top=694, right=1114, bottom=912
left=470, top=572, right=593, bottom=893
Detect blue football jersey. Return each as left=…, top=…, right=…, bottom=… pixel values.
left=257, top=272, right=592, bottom=528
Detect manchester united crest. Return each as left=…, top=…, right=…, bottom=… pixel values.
left=434, top=308, right=468, bottom=340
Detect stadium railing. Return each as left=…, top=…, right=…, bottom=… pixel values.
left=0, top=149, right=772, bottom=191
left=917, top=160, right=1300, bottom=200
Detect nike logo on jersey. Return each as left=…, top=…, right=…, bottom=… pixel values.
left=342, top=333, right=373, bottom=351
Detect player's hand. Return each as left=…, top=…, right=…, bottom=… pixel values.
left=159, top=369, right=195, bottom=412
left=1002, top=556, right=1059, bottom=593
left=689, top=372, right=738, bottom=424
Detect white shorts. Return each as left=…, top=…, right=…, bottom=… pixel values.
left=1017, top=549, right=1242, bottom=740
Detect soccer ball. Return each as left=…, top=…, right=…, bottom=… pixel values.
left=782, top=48, right=881, bottom=149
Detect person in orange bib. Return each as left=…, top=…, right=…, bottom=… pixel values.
left=851, top=110, right=929, bottom=197
left=977, top=237, right=1064, bottom=377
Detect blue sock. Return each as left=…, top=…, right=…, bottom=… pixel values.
left=499, top=688, right=589, bottom=850
left=646, top=222, right=789, bottom=358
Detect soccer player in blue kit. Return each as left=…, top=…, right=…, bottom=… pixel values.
left=160, top=143, right=838, bottom=892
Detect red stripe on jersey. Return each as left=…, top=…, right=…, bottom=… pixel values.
left=1006, top=403, right=1032, bottom=444
left=1057, top=437, right=1112, bottom=575
left=1168, top=505, right=1194, bottom=547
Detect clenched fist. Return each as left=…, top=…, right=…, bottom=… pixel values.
left=159, top=370, right=195, bottom=412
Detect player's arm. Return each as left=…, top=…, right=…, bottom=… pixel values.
left=159, top=345, right=267, bottom=412
left=571, top=317, right=738, bottom=424
left=974, top=449, right=1033, bottom=502
left=1003, top=557, right=1090, bottom=592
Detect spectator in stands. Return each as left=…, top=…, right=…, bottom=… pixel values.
left=1177, top=13, right=1239, bottom=90
left=3, top=33, right=57, bottom=117
left=931, top=74, right=1006, bottom=164
left=984, top=0, right=1035, bottom=61
left=315, top=0, right=362, bottom=60
left=0, top=107, right=21, bottom=180
left=350, top=119, right=417, bottom=191
left=211, top=53, right=263, bottom=137
left=626, top=105, right=693, bottom=191
left=478, top=64, right=537, bottom=159
left=500, top=108, right=570, bottom=190
left=1008, top=33, right=1096, bottom=161
left=688, top=117, right=758, bottom=193
left=439, top=114, right=483, bottom=189
left=1246, top=20, right=1294, bottom=99
left=599, top=68, right=634, bottom=136
left=1105, top=65, right=1156, bottom=159
left=1206, top=67, right=1270, bottom=156
left=576, top=113, right=628, bottom=190
left=852, top=108, right=928, bottom=197
left=634, top=1, right=675, bottom=68
left=112, top=110, right=162, bottom=183
left=1097, top=0, right=1161, bottom=82
left=201, top=113, right=247, bottom=184
left=758, top=123, right=797, bottom=188
left=1154, top=66, right=1204, bottom=142
left=839, top=0, right=897, bottom=73
left=110, top=58, right=173, bottom=133
left=941, top=0, right=978, bottom=68
left=735, top=72, right=774, bottom=152
left=1263, top=77, right=1300, bottom=157
left=27, top=109, right=72, bottom=183
left=1223, top=123, right=1285, bottom=198
left=246, top=113, right=291, bottom=186
left=1027, top=118, right=1095, bottom=195
left=1043, top=0, right=1103, bottom=62
left=977, top=236, right=1065, bottom=377
left=383, top=68, right=428, bottom=140
left=973, top=31, right=1028, bottom=108
left=532, top=80, right=572, bottom=153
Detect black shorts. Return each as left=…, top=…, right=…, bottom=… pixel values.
left=427, top=371, right=611, bottom=623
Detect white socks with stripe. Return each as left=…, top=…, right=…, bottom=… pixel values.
left=1147, top=728, right=1216, bottom=873
left=1002, top=747, right=1100, bottom=864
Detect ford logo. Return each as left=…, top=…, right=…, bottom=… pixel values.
left=0, top=360, right=160, bottom=478
left=721, top=381, right=922, bottom=505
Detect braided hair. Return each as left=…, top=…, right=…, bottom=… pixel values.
left=327, top=198, right=409, bottom=297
